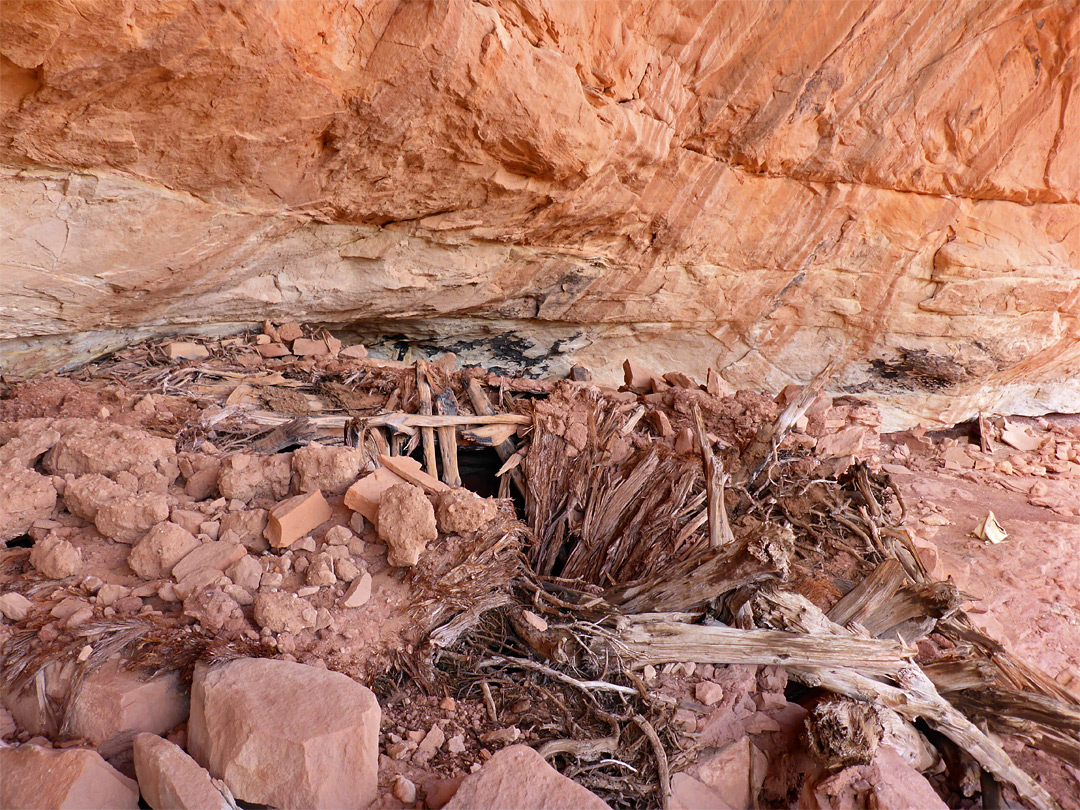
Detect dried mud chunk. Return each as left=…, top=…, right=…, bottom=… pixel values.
left=0, top=460, right=58, bottom=542
left=378, top=483, right=437, bottom=567
left=252, top=591, right=317, bottom=634
left=127, top=522, right=200, bottom=579
left=435, top=488, right=497, bottom=534
left=95, top=493, right=170, bottom=544
left=219, top=508, right=269, bottom=552
left=63, top=474, right=127, bottom=521
left=0, top=421, right=61, bottom=467
left=292, top=443, right=363, bottom=495
left=29, top=532, right=82, bottom=579
left=44, top=421, right=178, bottom=482
left=217, top=453, right=292, bottom=503
left=183, top=588, right=246, bottom=634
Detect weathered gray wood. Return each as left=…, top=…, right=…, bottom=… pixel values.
left=415, top=359, right=440, bottom=479
left=609, top=617, right=909, bottom=675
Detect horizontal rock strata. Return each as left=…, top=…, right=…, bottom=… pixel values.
left=2, top=0, right=1077, bottom=428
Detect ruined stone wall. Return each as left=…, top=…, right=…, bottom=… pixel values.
left=2, top=0, right=1078, bottom=427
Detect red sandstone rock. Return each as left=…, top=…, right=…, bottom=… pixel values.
left=276, top=323, right=303, bottom=343
left=378, top=483, right=438, bottom=567
left=693, top=737, right=767, bottom=810
left=343, top=467, right=409, bottom=525
left=0, top=461, right=58, bottom=542
left=290, top=337, right=328, bottom=356
left=1, top=2, right=1076, bottom=428
left=443, top=744, right=611, bottom=810
left=183, top=588, right=246, bottom=633
left=670, top=772, right=733, bottom=810
left=341, top=570, right=372, bottom=608
left=188, top=658, right=380, bottom=809
left=225, top=554, right=262, bottom=591
left=128, top=522, right=201, bottom=579
left=29, top=532, right=81, bottom=579
left=256, top=343, right=290, bottom=358
left=801, top=747, right=947, bottom=810
left=292, top=443, right=363, bottom=495
left=133, top=733, right=229, bottom=810
left=165, top=341, right=210, bottom=361
left=265, top=490, right=332, bottom=548
left=0, top=745, right=139, bottom=809
left=436, top=488, right=497, bottom=534
left=64, top=663, right=189, bottom=755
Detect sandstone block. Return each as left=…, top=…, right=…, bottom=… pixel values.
left=292, top=443, right=363, bottom=495
left=265, top=490, right=332, bottom=548
left=164, top=341, right=210, bottom=361
left=0, top=745, right=139, bottom=809
left=276, top=322, right=303, bottom=342
left=290, top=338, right=328, bottom=356
left=378, top=483, right=438, bottom=567
left=443, top=744, right=611, bottom=810
left=29, top=532, right=81, bottom=579
left=217, top=453, right=292, bottom=502
left=670, top=772, right=731, bottom=810
left=128, top=522, right=201, bottom=579
left=171, top=541, right=246, bottom=582
left=133, top=733, right=229, bottom=810
left=188, top=658, right=380, bottom=809
left=339, top=344, right=368, bottom=359
left=64, top=663, right=189, bottom=755
left=252, top=591, right=317, bottom=633
left=0, top=461, right=58, bottom=542
left=256, top=342, right=291, bottom=358
left=694, top=737, right=767, bottom=810
left=436, top=488, right=497, bottom=534
left=343, top=466, right=408, bottom=525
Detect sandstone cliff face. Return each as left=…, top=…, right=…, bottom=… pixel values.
left=2, top=0, right=1077, bottom=427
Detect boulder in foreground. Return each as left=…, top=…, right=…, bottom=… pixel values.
left=134, top=732, right=229, bottom=810
left=188, top=657, right=380, bottom=809
left=0, top=744, right=139, bottom=809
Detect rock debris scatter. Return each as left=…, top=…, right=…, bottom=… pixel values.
left=0, top=325, right=1077, bottom=810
